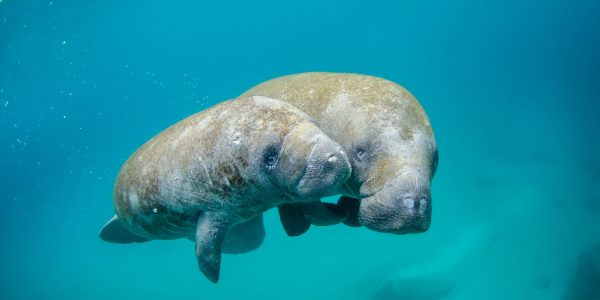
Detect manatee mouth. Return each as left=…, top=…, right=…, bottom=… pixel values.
left=358, top=195, right=431, bottom=234
left=357, top=174, right=432, bottom=234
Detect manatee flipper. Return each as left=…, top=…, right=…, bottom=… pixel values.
left=337, top=196, right=362, bottom=227
left=303, top=201, right=347, bottom=226
left=99, top=215, right=151, bottom=243
left=278, top=201, right=348, bottom=237
left=222, top=214, right=265, bottom=254
left=278, top=203, right=311, bottom=237
left=195, top=212, right=229, bottom=283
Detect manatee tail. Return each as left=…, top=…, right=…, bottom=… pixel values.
left=99, top=215, right=151, bottom=244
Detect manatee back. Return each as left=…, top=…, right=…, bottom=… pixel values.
left=243, top=72, right=434, bottom=146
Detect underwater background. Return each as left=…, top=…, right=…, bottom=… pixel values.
left=1, top=0, right=599, bottom=299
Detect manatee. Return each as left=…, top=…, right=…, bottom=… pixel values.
left=242, top=73, right=438, bottom=235
left=564, top=241, right=600, bottom=300
left=99, top=95, right=351, bottom=283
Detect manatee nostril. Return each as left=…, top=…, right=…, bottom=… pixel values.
left=327, top=153, right=338, bottom=163
left=414, top=198, right=421, bottom=210
left=403, top=198, right=416, bottom=209
left=419, top=198, right=428, bottom=209
left=402, top=197, right=428, bottom=211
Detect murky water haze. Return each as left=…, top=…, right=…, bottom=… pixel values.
left=1, top=0, right=599, bottom=299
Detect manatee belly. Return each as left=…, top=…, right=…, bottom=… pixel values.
left=111, top=161, right=262, bottom=240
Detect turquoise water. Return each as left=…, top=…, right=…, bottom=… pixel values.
left=1, top=0, right=599, bottom=299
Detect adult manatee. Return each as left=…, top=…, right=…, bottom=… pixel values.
left=242, top=73, right=438, bottom=235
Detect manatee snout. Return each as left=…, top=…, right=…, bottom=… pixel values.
left=274, top=122, right=351, bottom=200
left=296, top=138, right=351, bottom=199
left=357, top=171, right=432, bottom=234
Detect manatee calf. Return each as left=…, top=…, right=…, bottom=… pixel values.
left=99, top=96, right=351, bottom=283
left=243, top=73, right=438, bottom=235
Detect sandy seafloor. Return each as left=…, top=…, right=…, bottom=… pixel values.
left=1, top=0, right=599, bottom=299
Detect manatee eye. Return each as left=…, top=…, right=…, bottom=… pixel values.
left=355, top=146, right=368, bottom=162
left=263, top=145, right=280, bottom=170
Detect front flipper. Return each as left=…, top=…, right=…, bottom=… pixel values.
left=278, top=203, right=311, bottom=236
left=99, top=215, right=151, bottom=243
left=303, top=201, right=347, bottom=226
left=222, top=214, right=265, bottom=254
left=337, top=196, right=361, bottom=227
left=278, top=201, right=348, bottom=237
left=195, top=212, right=230, bottom=283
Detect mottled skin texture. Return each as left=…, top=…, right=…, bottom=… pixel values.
left=243, top=73, right=438, bottom=234
left=114, top=96, right=302, bottom=239
left=102, top=95, right=351, bottom=282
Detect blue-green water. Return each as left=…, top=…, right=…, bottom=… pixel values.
left=1, top=0, right=599, bottom=299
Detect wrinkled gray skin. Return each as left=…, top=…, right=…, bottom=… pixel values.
left=243, top=73, right=438, bottom=235
left=99, top=96, right=351, bottom=283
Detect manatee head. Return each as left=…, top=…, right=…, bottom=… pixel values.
left=357, top=165, right=436, bottom=234
left=265, top=122, right=352, bottom=201
left=344, top=104, right=438, bottom=235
